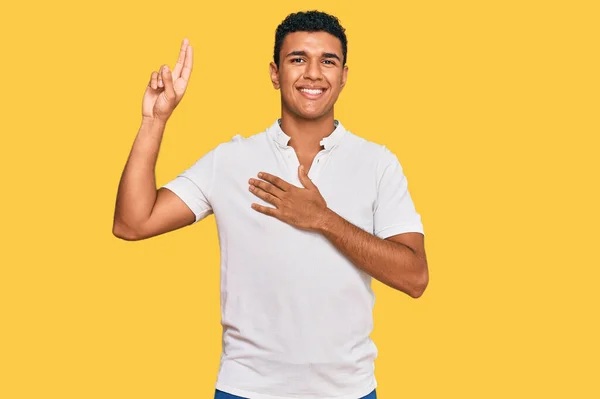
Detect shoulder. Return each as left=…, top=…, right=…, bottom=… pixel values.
left=341, top=128, right=397, bottom=167
left=338, top=128, right=407, bottom=192
left=212, top=129, right=269, bottom=158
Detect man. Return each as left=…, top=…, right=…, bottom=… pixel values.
left=113, top=10, right=428, bottom=399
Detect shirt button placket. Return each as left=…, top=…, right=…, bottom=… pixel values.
left=310, top=151, right=327, bottom=181
left=285, top=148, right=299, bottom=181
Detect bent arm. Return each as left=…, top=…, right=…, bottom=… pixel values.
left=112, top=118, right=195, bottom=241
left=318, top=210, right=429, bottom=298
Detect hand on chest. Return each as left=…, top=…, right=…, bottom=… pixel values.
left=214, top=154, right=376, bottom=235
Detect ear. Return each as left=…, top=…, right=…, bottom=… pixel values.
left=269, top=62, right=280, bottom=90
left=340, top=65, right=349, bottom=89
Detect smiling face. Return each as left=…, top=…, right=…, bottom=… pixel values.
left=270, top=31, right=348, bottom=122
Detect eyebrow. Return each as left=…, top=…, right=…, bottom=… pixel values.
left=285, top=50, right=341, bottom=62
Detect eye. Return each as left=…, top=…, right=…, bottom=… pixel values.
left=323, top=59, right=335, bottom=65
left=291, top=58, right=305, bottom=63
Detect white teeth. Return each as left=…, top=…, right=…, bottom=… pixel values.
left=300, top=88, right=323, bottom=95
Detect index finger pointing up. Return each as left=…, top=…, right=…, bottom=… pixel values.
left=181, top=43, right=193, bottom=81
left=172, top=38, right=191, bottom=80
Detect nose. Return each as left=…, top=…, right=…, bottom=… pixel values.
left=303, top=59, right=323, bottom=81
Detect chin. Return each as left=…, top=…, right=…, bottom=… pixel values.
left=281, top=95, right=334, bottom=121
left=289, top=105, right=333, bottom=121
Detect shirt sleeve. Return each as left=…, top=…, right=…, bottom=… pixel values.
left=373, top=147, right=424, bottom=239
left=160, top=147, right=217, bottom=224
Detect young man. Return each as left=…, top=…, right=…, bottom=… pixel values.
left=113, top=10, right=428, bottom=399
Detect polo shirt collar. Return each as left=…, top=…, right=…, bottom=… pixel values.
left=268, top=118, right=346, bottom=150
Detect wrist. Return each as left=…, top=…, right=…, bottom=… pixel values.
left=141, top=116, right=167, bottom=129
left=315, top=208, right=338, bottom=234
left=138, top=116, right=168, bottom=141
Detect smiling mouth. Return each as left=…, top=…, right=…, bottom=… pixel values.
left=297, top=87, right=327, bottom=98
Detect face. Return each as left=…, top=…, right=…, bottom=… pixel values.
left=270, top=31, right=348, bottom=121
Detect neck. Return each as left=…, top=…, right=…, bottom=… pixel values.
left=279, top=109, right=336, bottom=153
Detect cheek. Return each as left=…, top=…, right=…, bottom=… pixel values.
left=280, top=68, right=302, bottom=83
left=328, top=71, right=344, bottom=87
left=319, top=71, right=339, bottom=89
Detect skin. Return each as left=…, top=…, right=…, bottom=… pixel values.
left=113, top=39, right=197, bottom=240
left=269, top=32, right=348, bottom=167
left=113, top=35, right=428, bottom=298
left=251, top=31, right=429, bottom=298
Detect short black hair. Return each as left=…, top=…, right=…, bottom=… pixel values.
left=274, top=10, right=348, bottom=67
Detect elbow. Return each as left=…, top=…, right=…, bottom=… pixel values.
left=409, top=282, right=427, bottom=298
left=112, top=220, right=142, bottom=241
left=409, top=265, right=429, bottom=299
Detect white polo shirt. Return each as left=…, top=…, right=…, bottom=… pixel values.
left=162, top=119, right=424, bottom=399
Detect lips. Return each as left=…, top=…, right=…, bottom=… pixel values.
left=297, top=87, right=327, bottom=99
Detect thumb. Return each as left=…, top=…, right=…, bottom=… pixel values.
left=298, top=165, right=314, bottom=189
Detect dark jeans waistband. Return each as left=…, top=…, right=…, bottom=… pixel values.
left=214, top=388, right=377, bottom=399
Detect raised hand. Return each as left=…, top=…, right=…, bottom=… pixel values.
left=142, top=38, right=193, bottom=123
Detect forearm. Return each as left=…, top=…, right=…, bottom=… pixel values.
left=113, top=117, right=166, bottom=232
left=317, top=209, right=426, bottom=297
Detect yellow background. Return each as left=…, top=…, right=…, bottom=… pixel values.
left=1, top=0, right=598, bottom=397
